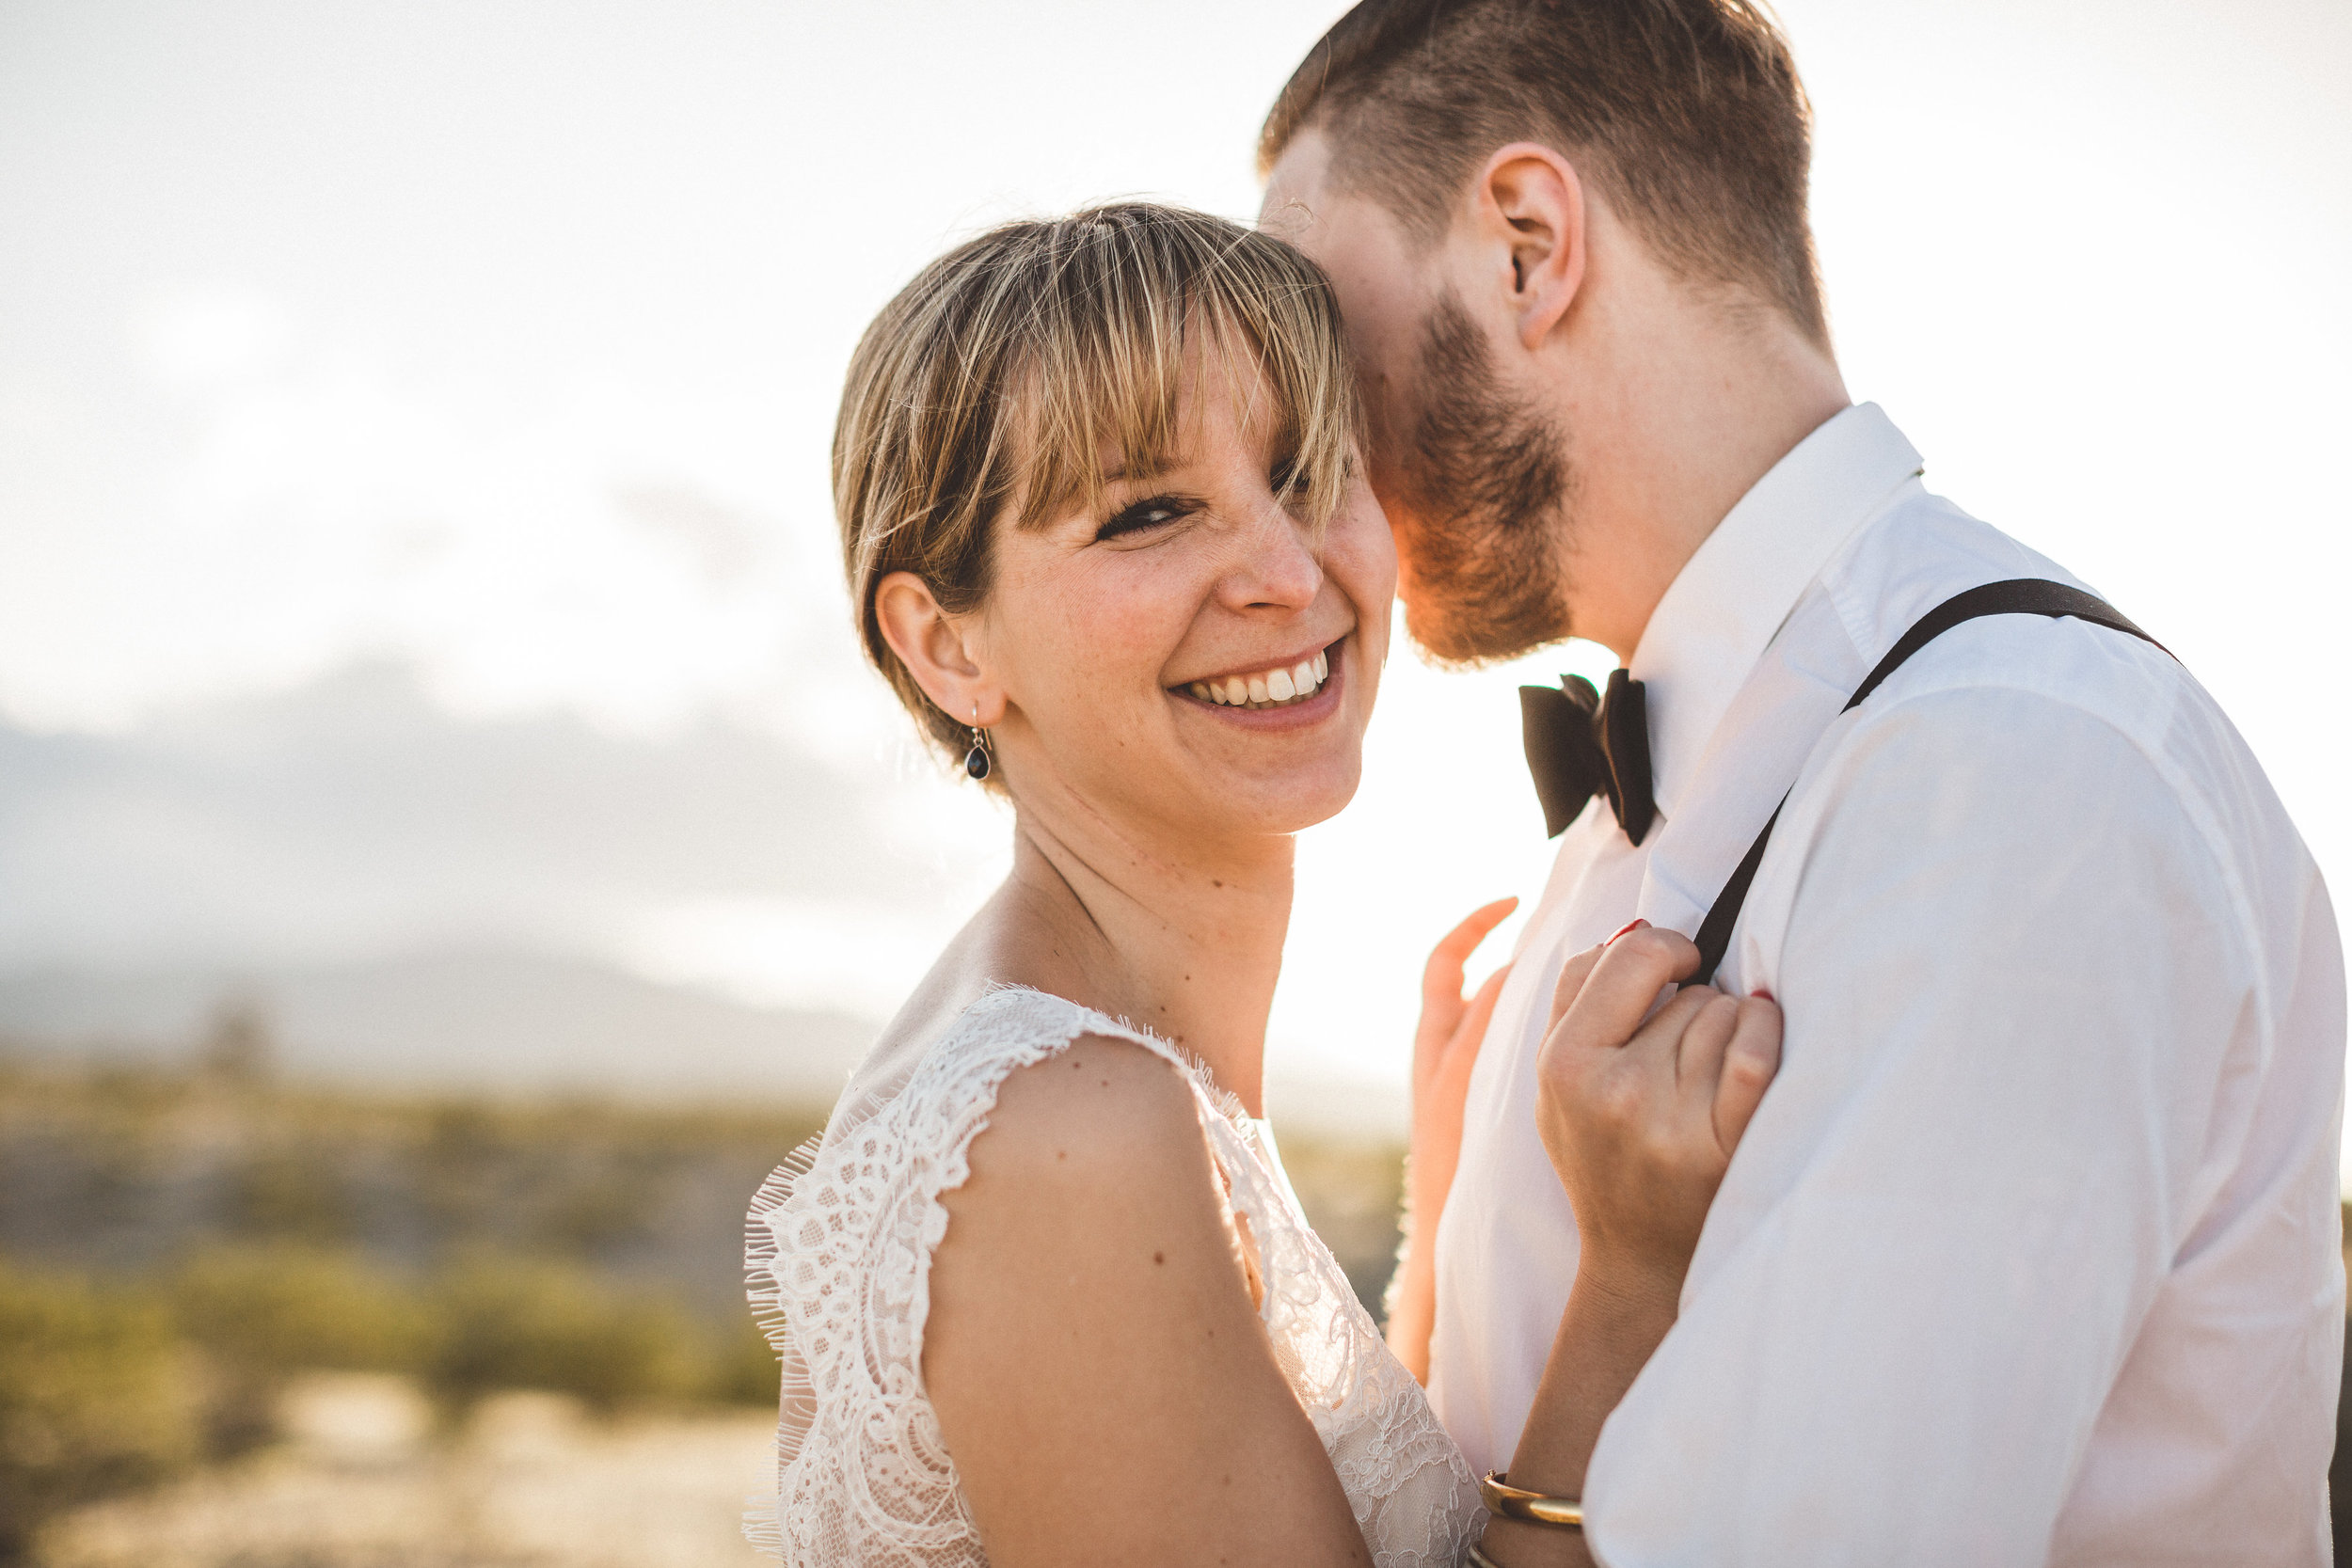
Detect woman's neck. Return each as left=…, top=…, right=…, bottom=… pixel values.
left=982, top=796, right=1293, bottom=1117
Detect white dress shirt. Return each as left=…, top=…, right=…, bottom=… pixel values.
left=1426, top=404, right=2346, bottom=1565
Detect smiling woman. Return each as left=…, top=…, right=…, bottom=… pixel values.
left=747, top=201, right=1484, bottom=1568
left=834, top=201, right=1370, bottom=785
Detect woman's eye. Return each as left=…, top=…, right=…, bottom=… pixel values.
left=1269, top=456, right=1304, bottom=499
left=1096, top=495, right=1191, bottom=541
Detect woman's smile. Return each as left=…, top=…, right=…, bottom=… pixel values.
left=1171, top=636, right=1348, bottom=728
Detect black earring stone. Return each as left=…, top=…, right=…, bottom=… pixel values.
left=964, top=743, right=991, bottom=781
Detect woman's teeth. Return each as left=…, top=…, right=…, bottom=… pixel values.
left=1187, top=648, right=1331, bottom=709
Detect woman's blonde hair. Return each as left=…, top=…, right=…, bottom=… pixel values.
left=834, top=202, right=1362, bottom=767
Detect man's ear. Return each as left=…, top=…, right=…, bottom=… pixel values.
left=874, top=571, right=1007, bottom=729
left=1475, top=143, right=1588, bottom=354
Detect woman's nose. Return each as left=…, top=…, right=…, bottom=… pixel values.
left=1216, top=501, right=1324, bottom=612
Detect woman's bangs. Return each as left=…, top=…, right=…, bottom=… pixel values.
left=1231, top=264, right=1358, bottom=529
left=1013, top=230, right=1357, bottom=531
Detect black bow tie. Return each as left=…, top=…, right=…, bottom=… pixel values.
left=1519, top=670, right=1657, bottom=844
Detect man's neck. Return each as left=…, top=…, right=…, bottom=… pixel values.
left=1557, top=294, right=1850, bottom=663
left=978, top=789, right=1294, bottom=1116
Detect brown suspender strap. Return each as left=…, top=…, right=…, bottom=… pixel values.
left=1688, top=579, right=2169, bottom=986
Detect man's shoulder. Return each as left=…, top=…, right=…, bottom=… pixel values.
left=1814, top=624, right=2317, bottom=944
left=1824, top=496, right=2235, bottom=803
left=1795, top=493, right=2317, bottom=888
left=1821, top=488, right=2101, bottom=661
left=1865, top=595, right=2188, bottom=753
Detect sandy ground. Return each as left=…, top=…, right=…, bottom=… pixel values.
left=37, top=1374, right=777, bottom=1568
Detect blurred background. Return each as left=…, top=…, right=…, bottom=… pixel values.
left=1, top=0, right=2346, bottom=1561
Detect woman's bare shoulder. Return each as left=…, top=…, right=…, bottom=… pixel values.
left=951, top=1031, right=1209, bottom=1203
left=930, top=1027, right=1239, bottom=1328
left=913, top=1029, right=1364, bottom=1560
left=924, top=1031, right=1365, bottom=1563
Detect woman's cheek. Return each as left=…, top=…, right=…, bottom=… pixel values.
left=1075, top=564, right=1189, bottom=694
left=1329, top=512, right=1397, bottom=646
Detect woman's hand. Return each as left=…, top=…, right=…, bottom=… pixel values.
left=1411, top=895, right=1518, bottom=1216
left=1388, top=895, right=1517, bottom=1380
left=1535, top=924, right=1781, bottom=1284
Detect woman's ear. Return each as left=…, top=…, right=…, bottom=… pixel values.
left=874, top=571, right=1007, bottom=728
left=1476, top=143, right=1588, bottom=354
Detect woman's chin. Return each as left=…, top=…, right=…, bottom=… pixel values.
left=1207, top=756, right=1364, bottom=837
left=1160, top=684, right=1370, bottom=825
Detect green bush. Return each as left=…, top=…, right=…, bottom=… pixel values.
left=0, top=1244, right=769, bottom=1545
left=221, top=1148, right=358, bottom=1243
left=165, top=1245, right=768, bottom=1416
left=164, top=1244, right=436, bottom=1454
left=0, top=1265, right=197, bottom=1558
left=169, top=1245, right=437, bottom=1376
left=427, top=1259, right=703, bottom=1412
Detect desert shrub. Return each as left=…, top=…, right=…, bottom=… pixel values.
left=530, top=1168, right=663, bottom=1253
left=427, top=1258, right=701, bottom=1412
left=167, top=1245, right=437, bottom=1452
left=0, top=1264, right=196, bottom=1558
left=169, top=1245, right=437, bottom=1376
left=221, top=1146, right=358, bottom=1243
left=166, top=1246, right=759, bottom=1420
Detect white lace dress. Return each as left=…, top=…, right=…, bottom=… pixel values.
left=744, top=985, right=1483, bottom=1566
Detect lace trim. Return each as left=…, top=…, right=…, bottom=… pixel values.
left=741, top=1132, right=818, bottom=1554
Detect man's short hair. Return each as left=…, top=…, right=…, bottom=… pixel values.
left=1261, top=0, right=1827, bottom=346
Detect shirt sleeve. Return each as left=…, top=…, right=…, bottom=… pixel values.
left=1581, top=685, right=2261, bottom=1567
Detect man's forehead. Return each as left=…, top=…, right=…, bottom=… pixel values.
left=1258, top=131, right=1419, bottom=281
left=1258, top=129, right=1335, bottom=241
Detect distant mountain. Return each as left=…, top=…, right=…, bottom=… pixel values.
left=0, top=948, right=872, bottom=1107
left=0, top=660, right=973, bottom=975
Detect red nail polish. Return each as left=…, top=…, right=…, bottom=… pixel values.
left=1751, top=987, right=1774, bottom=1002
left=1606, top=919, right=1647, bottom=946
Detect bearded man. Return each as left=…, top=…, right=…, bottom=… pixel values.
left=1260, top=3, right=2345, bottom=1563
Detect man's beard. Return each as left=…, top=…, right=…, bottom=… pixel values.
left=1390, top=291, right=1574, bottom=666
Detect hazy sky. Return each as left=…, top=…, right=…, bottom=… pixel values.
left=1, top=1, right=2346, bottom=1132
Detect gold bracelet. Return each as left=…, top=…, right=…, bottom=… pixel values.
left=1465, top=1543, right=1507, bottom=1568
left=1478, top=1470, right=1584, bottom=1529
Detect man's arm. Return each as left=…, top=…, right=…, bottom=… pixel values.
left=1581, top=687, right=2261, bottom=1565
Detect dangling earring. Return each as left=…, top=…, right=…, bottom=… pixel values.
left=963, top=703, right=993, bottom=781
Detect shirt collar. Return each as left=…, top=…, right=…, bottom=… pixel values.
left=1627, top=403, right=1924, bottom=817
